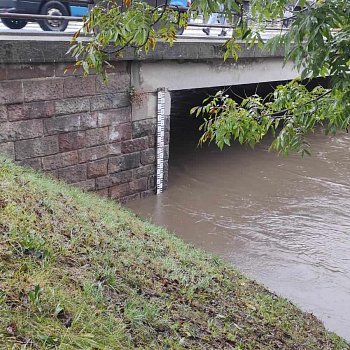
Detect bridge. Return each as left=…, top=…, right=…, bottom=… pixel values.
left=0, top=33, right=297, bottom=201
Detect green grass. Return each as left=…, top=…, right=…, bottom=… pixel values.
left=0, top=159, right=348, bottom=349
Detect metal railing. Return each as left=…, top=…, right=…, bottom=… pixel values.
left=0, top=11, right=288, bottom=36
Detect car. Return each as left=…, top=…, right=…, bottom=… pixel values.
left=0, top=0, right=190, bottom=33
left=0, top=0, right=92, bottom=31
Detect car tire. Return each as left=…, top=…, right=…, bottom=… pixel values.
left=176, top=26, right=185, bottom=35
left=38, top=0, right=69, bottom=32
left=175, top=10, right=186, bottom=35
left=1, top=18, right=27, bottom=30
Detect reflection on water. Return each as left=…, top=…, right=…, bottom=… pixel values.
left=127, top=131, right=350, bottom=340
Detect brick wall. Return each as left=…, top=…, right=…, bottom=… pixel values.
left=0, top=63, right=158, bottom=202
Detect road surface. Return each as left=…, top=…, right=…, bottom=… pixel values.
left=0, top=20, right=283, bottom=40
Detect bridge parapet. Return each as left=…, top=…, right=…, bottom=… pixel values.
left=0, top=36, right=285, bottom=63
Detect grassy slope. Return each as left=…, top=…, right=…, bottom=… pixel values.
left=0, top=160, right=348, bottom=350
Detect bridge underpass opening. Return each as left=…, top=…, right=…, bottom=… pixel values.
left=168, top=77, right=330, bottom=174
left=169, top=79, right=291, bottom=171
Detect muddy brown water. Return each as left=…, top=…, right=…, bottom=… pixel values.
left=127, top=130, right=350, bottom=340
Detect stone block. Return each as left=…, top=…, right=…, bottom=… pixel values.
left=80, top=113, right=98, bottom=130
left=121, top=137, right=148, bottom=154
left=8, top=101, right=55, bottom=121
left=44, top=114, right=81, bottom=135
left=0, top=142, right=14, bottom=159
left=96, top=73, right=130, bottom=94
left=17, top=157, right=42, bottom=170
left=7, top=103, right=28, bottom=121
left=95, top=107, right=131, bottom=127
left=73, top=179, right=96, bottom=191
left=109, top=143, right=122, bottom=156
left=90, top=93, right=130, bottom=111
left=130, top=177, right=148, bottom=192
left=8, top=104, right=28, bottom=121
left=42, top=150, right=78, bottom=171
left=1, top=64, right=55, bottom=81
left=109, top=183, right=131, bottom=199
left=44, top=113, right=97, bottom=135
left=132, top=119, right=157, bottom=138
left=148, top=135, right=156, bottom=148
left=148, top=175, right=156, bottom=189
left=87, top=159, right=108, bottom=178
left=58, top=164, right=87, bottom=184
left=0, top=81, right=23, bottom=104
left=0, top=105, right=7, bottom=121
left=107, top=156, right=121, bottom=174
left=55, top=65, right=126, bottom=78
left=55, top=63, right=90, bottom=77
left=55, top=97, right=90, bottom=116
left=28, top=101, right=55, bottom=119
left=78, top=145, right=109, bottom=163
left=85, top=127, right=109, bottom=147
left=109, top=123, right=132, bottom=142
left=95, top=170, right=132, bottom=189
left=131, top=92, right=157, bottom=121
left=140, top=148, right=156, bottom=165
left=14, top=119, right=44, bottom=140
left=15, top=135, right=59, bottom=160
left=64, top=76, right=96, bottom=98
left=105, top=62, right=128, bottom=74
left=133, top=164, right=156, bottom=179
left=23, top=79, right=64, bottom=102
left=58, top=131, right=85, bottom=152
left=108, top=152, right=140, bottom=173
left=0, top=119, right=43, bottom=142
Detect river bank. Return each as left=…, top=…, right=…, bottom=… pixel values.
left=127, top=130, right=350, bottom=340
left=0, top=160, right=348, bottom=349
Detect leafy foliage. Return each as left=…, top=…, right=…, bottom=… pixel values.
left=194, top=0, right=350, bottom=154
left=191, top=81, right=346, bottom=155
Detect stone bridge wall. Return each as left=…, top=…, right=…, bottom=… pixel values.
left=0, top=62, right=158, bottom=202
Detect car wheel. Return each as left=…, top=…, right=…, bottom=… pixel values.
left=1, top=18, right=28, bottom=29
left=176, top=26, right=185, bottom=35
left=38, top=0, right=69, bottom=32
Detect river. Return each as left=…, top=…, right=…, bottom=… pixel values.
left=127, top=117, right=350, bottom=340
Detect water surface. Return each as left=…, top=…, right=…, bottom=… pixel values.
left=127, top=131, right=350, bottom=340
